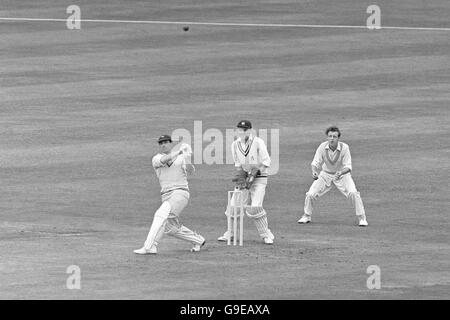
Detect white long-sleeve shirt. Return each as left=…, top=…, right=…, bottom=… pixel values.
left=152, top=152, right=189, bottom=195
left=231, top=134, right=271, bottom=176
left=311, top=141, right=352, bottom=174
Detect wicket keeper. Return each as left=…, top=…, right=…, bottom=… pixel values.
left=218, top=120, right=275, bottom=244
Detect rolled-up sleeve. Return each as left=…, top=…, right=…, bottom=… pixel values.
left=257, top=138, right=271, bottom=167
left=311, top=145, right=323, bottom=168
left=152, top=154, right=164, bottom=169
left=342, top=146, right=352, bottom=171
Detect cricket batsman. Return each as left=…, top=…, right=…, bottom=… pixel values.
left=218, top=120, right=275, bottom=244
left=298, top=126, right=368, bottom=226
left=134, top=134, right=205, bottom=254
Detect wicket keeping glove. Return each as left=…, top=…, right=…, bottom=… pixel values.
left=245, top=168, right=260, bottom=189
left=232, top=170, right=248, bottom=190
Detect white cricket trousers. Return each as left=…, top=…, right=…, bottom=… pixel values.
left=157, top=189, right=204, bottom=246
left=304, top=171, right=365, bottom=217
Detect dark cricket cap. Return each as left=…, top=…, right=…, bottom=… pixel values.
left=237, top=120, right=252, bottom=130
left=157, top=134, right=172, bottom=143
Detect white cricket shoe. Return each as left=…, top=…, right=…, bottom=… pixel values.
left=190, top=238, right=206, bottom=252
left=133, top=246, right=157, bottom=255
left=297, top=215, right=311, bottom=224
left=264, top=237, right=274, bottom=245
left=358, top=216, right=368, bottom=227
left=217, top=231, right=232, bottom=242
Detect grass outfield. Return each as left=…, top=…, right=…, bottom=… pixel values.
left=0, top=0, right=449, bottom=299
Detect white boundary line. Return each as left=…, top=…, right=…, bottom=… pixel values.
left=0, top=17, right=450, bottom=31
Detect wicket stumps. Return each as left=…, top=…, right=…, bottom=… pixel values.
left=227, top=190, right=244, bottom=246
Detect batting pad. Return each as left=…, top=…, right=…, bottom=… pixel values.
left=254, top=216, right=273, bottom=239
left=245, top=206, right=266, bottom=219
left=165, top=218, right=204, bottom=245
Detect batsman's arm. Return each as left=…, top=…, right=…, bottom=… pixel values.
left=160, top=149, right=183, bottom=165
left=182, top=148, right=195, bottom=175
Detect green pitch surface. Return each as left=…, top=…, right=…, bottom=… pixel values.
left=0, top=0, right=449, bottom=299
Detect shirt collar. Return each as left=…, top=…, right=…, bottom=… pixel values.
left=237, top=134, right=254, bottom=143
left=325, top=142, right=341, bottom=151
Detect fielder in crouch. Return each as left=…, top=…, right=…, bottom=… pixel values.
left=134, top=134, right=205, bottom=255
left=218, top=120, right=275, bottom=244
left=298, top=126, right=368, bottom=226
